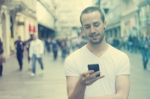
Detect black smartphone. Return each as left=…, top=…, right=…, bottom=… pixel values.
left=88, top=64, right=100, bottom=77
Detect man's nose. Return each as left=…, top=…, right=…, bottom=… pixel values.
left=90, top=25, right=96, bottom=33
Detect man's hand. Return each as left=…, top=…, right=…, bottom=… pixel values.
left=80, top=70, right=105, bottom=86
left=66, top=71, right=105, bottom=99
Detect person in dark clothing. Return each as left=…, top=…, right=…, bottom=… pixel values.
left=112, top=37, right=120, bottom=49
left=0, top=39, right=4, bottom=76
left=52, top=39, right=59, bottom=61
left=15, top=36, right=24, bottom=71
left=45, top=37, right=52, bottom=53
left=140, top=37, right=150, bottom=70
left=60, top=40, right=69, bottom=60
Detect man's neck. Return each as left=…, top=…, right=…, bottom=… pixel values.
left=86, top=39, right=109, bottom=57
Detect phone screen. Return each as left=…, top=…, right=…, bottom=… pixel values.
left=88, top=64, right=100, bottom=77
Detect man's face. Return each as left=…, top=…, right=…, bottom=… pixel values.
left=32, top=34, right=37, bottom=40
left=18, top=37, right=21, bottom=40
left=81, top=11, right=105, bottom=45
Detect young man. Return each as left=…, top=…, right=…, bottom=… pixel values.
left=64, top=6, right=130, bottom=99
left=29, top=34, right=44, bottom=76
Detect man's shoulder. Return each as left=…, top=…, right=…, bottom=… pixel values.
left=37, top=39, right=42, bottom=42
left=106, top=45, right=130, bottom=72
left=66, top=48, right=81, bottom=59
left=108, top=44, right=129, bottom=59
left=34, top=39, right=43, bottom=44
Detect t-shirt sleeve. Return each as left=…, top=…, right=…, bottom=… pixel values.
left=64, top=57, right=80, bottom=76
left=116, top=54, right=130, bottom=75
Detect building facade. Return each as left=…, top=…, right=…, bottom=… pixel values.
left=0, top=0, right=37, bottom=57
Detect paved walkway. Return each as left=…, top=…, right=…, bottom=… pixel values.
left=0, top=51, right=150, bottom=99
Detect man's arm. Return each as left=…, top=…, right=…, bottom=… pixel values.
left=40, top=41, right=44, bottom=54
left=29, top=42, right=33, bottom=58
left=66, top=71, right=103, bottom=99
left=66, top=76, right=86, bottom=99
left=85, top=75, right=130, bottom=99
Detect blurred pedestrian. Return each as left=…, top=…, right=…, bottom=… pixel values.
left=45, top=37, right=52, bottom=53
left=29, top=34, right=44, bottom=76
left=60, top=40, right=69, bottom=61
left=140, top=37, right=150, bottom=70
left=51, top=38, right=59, bottom=61
left=15, top=36, right=24, bottom=71
left=0, top=39, right=5, bottom=77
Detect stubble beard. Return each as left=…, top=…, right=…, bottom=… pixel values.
left=89, top=32, right=104, bottom=45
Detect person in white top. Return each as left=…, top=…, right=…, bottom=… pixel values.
left=29, top=34, right=44, bottom=76
left=64, top=6, right=130, bottom=99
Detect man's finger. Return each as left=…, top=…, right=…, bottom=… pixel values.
left=82, top=70, right=94, bottom=77
left=99, top=75, right=105, bottom=79
left=95, top=71, right=100, bottom=76
left=85, top=76, right=100, bottom=85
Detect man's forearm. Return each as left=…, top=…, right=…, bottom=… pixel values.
left=68, top=80, right=86, bottom=99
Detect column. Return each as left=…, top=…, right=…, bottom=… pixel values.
left=0, top=5, right=11, bottom=57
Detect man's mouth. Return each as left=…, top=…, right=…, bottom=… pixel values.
left=89, top=33, right=100, bottom=38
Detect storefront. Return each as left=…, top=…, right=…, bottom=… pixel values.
left=138, top=1, right=150, bottom=37
left=0, top=1, right=37, bottom=57
left=106, top=22, right=121, bottom=38
left=121, top=6, right=139, bottom=38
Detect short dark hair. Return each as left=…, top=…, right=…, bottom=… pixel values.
left=80, top=6, right=105, bottom=24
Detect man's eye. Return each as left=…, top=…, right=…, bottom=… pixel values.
left=94, top=23, right=100, bottom=27
left=84, top=25, right=90, bottom=29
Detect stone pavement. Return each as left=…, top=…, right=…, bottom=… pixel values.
left=0, top=51, right=150, bottom=99
left=0, top=53, right=67, bottom=99
left=127, top=51, right=150, bottom=99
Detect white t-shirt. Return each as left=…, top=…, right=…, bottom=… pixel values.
left=29, top=39, right=44, bottom=58
left=64, top=44, right=130, bottom=97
